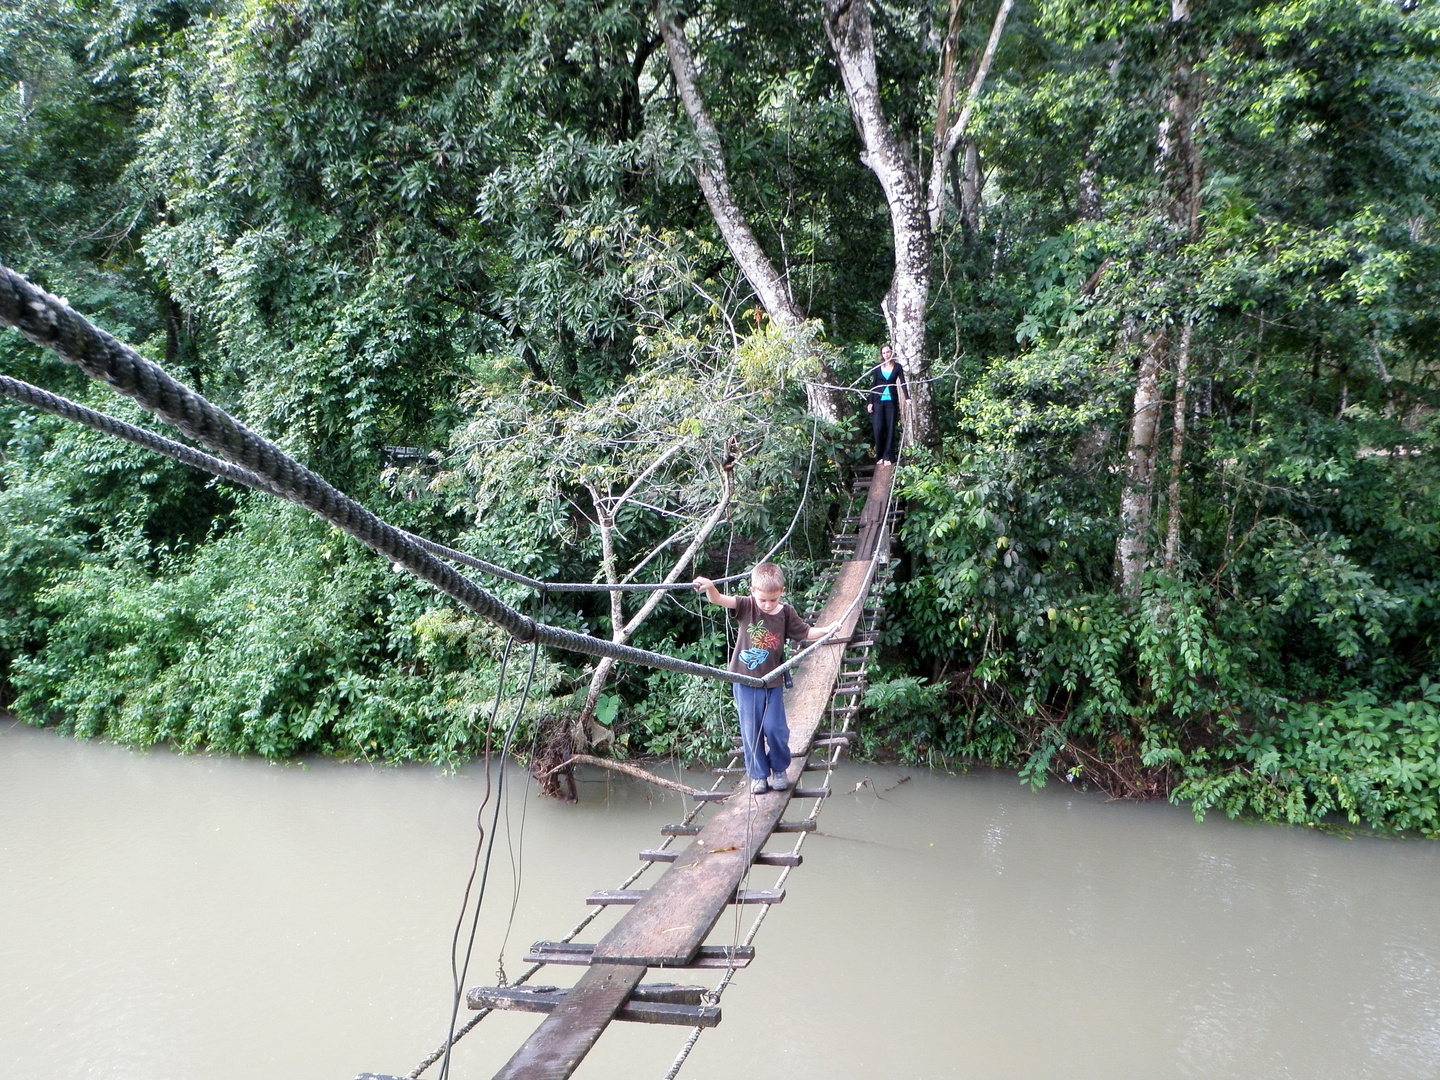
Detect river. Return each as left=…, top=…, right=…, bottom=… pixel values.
left=3, top=716, right=1438, bottom=1079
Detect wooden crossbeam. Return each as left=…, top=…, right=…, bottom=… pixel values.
left=639, top=849, right=801, bottom=867
left=468, top=985, right=720, bottom=1028
left=773, top=819, right=816, bottom=833
left=524, top=942, right=754, bottom=969
left=488, top=963, right=646, bottom=1080
left=585, top=888, right=784, bottom=906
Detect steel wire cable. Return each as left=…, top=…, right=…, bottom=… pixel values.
left=406, top=747, right=740, bottom=1076
left=437, top=640, right=514, bottom=1080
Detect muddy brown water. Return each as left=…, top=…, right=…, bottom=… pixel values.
left=3, top=716, right=1438, bottom=1079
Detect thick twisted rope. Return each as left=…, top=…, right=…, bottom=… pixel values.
left=0, top=263, right=774, bottom=688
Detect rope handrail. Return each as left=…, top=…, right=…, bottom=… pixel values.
left=0, top=389, right=822, bottom=598
left=0, top=263, right=780, bottom=688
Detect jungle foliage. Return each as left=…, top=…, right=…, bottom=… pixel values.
left=1, top=0, right=1437, bottom=834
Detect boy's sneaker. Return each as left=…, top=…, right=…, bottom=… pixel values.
left=749, top=777, right=770, bottom=795
left=770, top=772, right=792, bottom=791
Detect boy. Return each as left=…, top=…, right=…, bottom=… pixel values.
left=694, top=563, right=841, bottom=794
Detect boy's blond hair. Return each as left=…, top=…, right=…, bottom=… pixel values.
left=750, top=562, right=785, bottom=592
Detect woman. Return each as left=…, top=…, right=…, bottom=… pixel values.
left=866, top=345, right=908, bottom=464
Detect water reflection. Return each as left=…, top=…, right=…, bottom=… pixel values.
left=3, top=718, right=1439, bottom=1080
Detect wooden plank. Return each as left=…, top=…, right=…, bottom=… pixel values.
left=471, top=983, right=706, bottom=1008
left=640, top=849, right=801, bottom=867
left=488, top=963, right=645, bottom=1080
left=754, top=851, right=802, bottom=867
left=615, top=1000, right=720, bottom=1027
left=773, top=819, right=816, bottom=833
left=790, top=787, right=831, bottom=799
left=468, top=986, right=720, bottom=1028
left=525, top=942, right=754, bottom=969
left=585, top=889, right=783, bottom=906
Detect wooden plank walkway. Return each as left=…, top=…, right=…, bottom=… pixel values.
left=487, top=462, right=895, bottom=1080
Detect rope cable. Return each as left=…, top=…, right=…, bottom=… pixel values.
left=0, top=267, right=794, bottom=689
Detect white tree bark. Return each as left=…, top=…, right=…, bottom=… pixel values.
left=575, top=461, right=734, bottom=738
left=823, top=0, right=936, bottom=445
left=960, top=140, right=982, bottom=234
left=1117, top=326, right=1167, bottom=590
left=656, top=5, right=844, bottom=423
left=1163, top=322, right=1192, bottom=570
left=1116, top=0, right=1203, bottom=591
left=926, top=0, right=1015, bottom=235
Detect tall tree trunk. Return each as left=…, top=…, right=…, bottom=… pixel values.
left=927, top=0, right=1014, bottom=236
left=823, top=0, right=1012, bottom=447
left=1078, top=142, right=1102, bottom=221
left=1115, top=0, right=1203, bottom=591
left=960, top=140, right=982, bottom=234
left=1117, top=326, right=1167, bottom=589
left=823, top=0, right=934, bottom=444
left=1164, top=322, right=1192, bottom=569
left=655, top=4, right=844, bottom=424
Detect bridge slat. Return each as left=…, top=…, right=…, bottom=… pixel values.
left=488, top=963, right=645, bottom=1080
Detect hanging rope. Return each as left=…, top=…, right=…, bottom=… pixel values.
left=439, top=640, right=541, bottom=1080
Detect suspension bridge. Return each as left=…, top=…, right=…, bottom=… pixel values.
left=0, top=263, right=902, bottom=1080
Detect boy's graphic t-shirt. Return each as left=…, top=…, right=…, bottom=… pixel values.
left=728, top=596, right=810, bottom=680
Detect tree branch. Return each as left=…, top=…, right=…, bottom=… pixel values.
left=655, top=3, right=802, bottom=328
left=927, top=0, right=1014, bottom=234
left=620, top=463, right=733, bottom=637
left=540, top=754, right=708, bottom=798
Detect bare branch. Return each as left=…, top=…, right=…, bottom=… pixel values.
left=612, top=439, right=689, bottom=515
left=927, top=0, right=1015, bottom=234
left=540, top=754, right=709, bottom=798
left=621, top=464, right=733, bottom=637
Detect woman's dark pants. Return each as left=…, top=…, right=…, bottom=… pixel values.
left=872, top=400, right=899, bottom=461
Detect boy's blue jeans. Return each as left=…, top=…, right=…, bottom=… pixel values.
left=732, top=684, right=792, bottom=781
